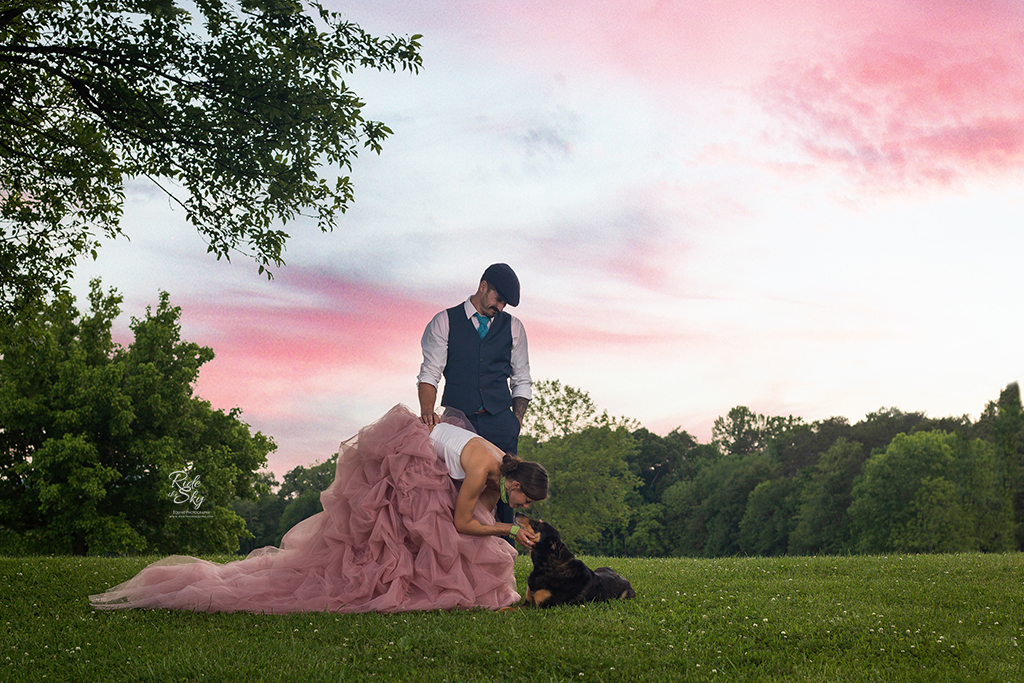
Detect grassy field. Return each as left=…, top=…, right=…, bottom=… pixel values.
left=2, top=552, right=1021, bottom=682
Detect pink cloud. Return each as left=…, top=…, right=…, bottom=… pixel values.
left=530, top=222, right=686, bottom=294
left=761, top=11, right=1024, bottom=186
left=527, top=317, right=697, bottom=354
left=462, top=0, right=828, bottom=87
left=183, top=271, right=438, bottom=413
left=526, top=185, right=706, bottom=295
left=449, top=0, right=1024, bottom=187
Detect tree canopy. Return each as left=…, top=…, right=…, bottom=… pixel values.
left=519, top=424, right=640, bottom=553
left=0, top=0, right=422, bottom=315
left=0, top=280, right=274, bottom=555
left=848, top=431, right=1014, bottom=554
left=520, top=378, right=638, bottom=442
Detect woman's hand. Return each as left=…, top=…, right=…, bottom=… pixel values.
left=513, top=525, right=538, bottom=549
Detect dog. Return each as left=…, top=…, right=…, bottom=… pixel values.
left=514, top=514, right=636, bottom=608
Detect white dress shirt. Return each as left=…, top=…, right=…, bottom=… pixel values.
left=417, top=299, right=532, bottom=400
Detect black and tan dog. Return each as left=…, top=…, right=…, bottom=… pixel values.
left=514, top=514, right=636, bottom=608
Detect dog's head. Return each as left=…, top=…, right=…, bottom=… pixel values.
left=514, top=513, right=536, bottom=537
left=515, top=514, right=573, bottom=563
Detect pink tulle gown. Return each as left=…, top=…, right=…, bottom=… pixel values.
left=89, top=405, right=520, bottom=613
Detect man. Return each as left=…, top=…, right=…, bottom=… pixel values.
left=417, top=263, right=532, bottom=531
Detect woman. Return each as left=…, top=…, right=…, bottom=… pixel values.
left=89, top=405, right=549, bottom=614
left=430, top=420, right=547, bottom=547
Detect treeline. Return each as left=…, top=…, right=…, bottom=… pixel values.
left=236, top=380, right=1024, bottom=559
left=521, top=380, right=1024, bottom=557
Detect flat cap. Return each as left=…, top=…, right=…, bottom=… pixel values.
left=481, top=263, right=520, bottom=307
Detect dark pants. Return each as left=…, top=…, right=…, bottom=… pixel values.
left=465, top=408, right=521, bottom=536
left=466, top=409, right=521, bottom=454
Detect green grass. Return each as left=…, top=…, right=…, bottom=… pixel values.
left=2, top=553, right=1021, bottom=682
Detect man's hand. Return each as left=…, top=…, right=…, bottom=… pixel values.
left=418, top=382, right=440, bottom=426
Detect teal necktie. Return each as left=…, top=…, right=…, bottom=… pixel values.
left=474, top=313, right=489, bottom=339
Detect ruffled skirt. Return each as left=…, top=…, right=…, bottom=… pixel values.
left=89, top=405, right=519, bottom=613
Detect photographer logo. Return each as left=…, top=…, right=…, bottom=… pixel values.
left=168, top=470, right=213, bottom=519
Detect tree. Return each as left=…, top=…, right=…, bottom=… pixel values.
left=519, top=379, right=638, bottom=443
left=616, top=427, right=706, bottom=556
left=231, top=452, right=338, bottom=551
left=698, top=452, right=773, bottom=557
left=712, top=406, right=803, bottom=456
left=849, top=431, right=980, bottom=554
left=627, top=427, right=696, bottom=505
left=0, top=1, right=422, bottom=315
left=847, top=407, right=927, bottom=453
left=891, top=476, right=969, bottom=553
left=712, top=406, right=766, bottom=455
left=985, top=383, right=1024, bottom=548
left=738, top=477, right=798, bottom=556
left=518, top=425, right=641, bottom=553
left=770, top=416, right=852, bottom=477
left=516, top=380, right=641, bottom=553
left=277, top=453, right=337, bottom=502
left=231, top=471, right=286, bottom=554
left=953, top=426, right=1015, bottom=552
left=788, top=437, right=867, bottom=555
left=0, top=280, right=274, bottom=555
left=273, top=452, right=336, bottom=542
left=659, top=449, right=771, bottom=557
left=622, top=502, right=668, bottom=557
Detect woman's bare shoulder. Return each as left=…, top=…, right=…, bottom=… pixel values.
left=460, top=437, right=502, bottom=470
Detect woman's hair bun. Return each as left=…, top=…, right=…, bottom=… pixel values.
left=500, top=453, right=522, bottom=474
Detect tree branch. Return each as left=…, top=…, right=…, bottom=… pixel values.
left=0, top=8, right=28, bottom=32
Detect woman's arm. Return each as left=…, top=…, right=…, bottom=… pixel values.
left=452, top=441, right=513, bottom=538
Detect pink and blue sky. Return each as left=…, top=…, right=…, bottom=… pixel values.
left=71, top=0, right=1024, bottom=477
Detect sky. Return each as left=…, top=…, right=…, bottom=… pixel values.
left=71, top=0, right=1024, bottom=478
